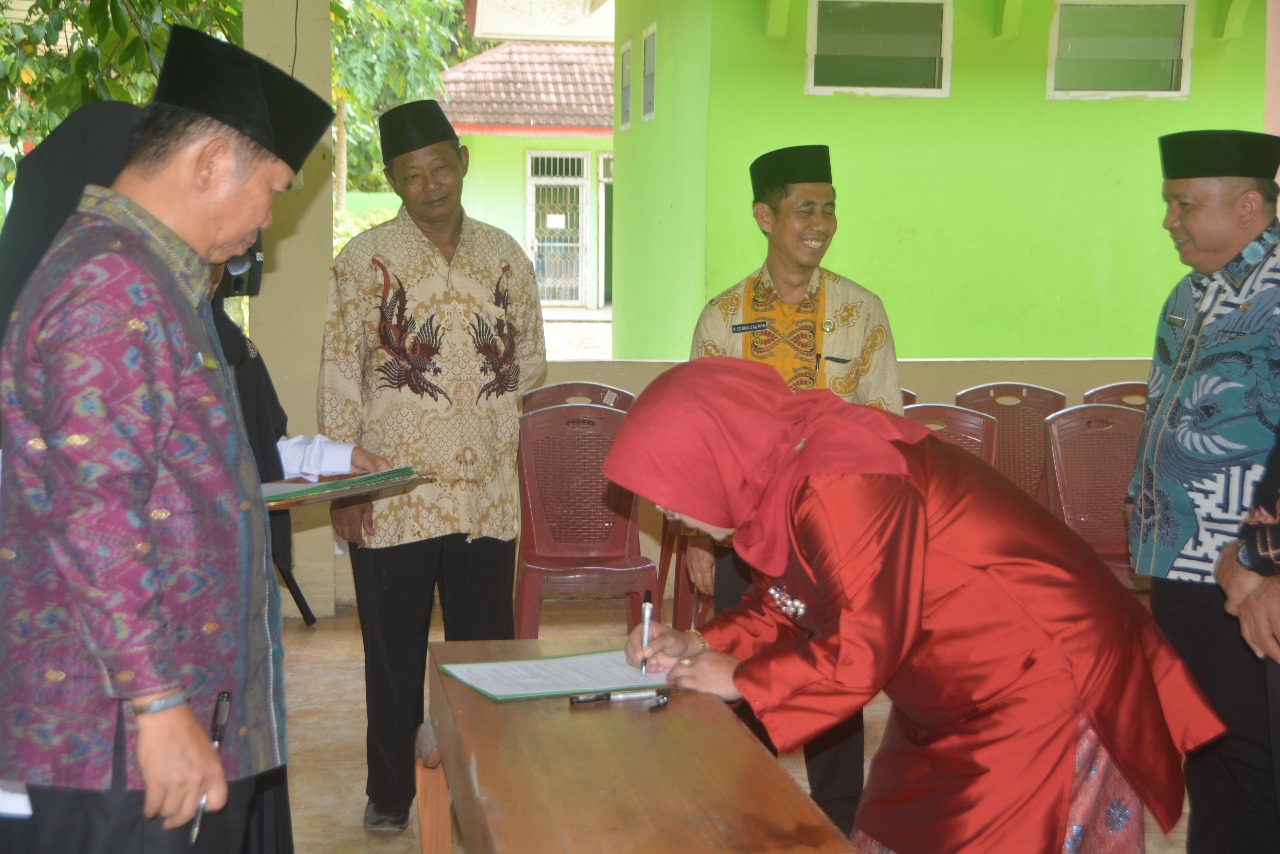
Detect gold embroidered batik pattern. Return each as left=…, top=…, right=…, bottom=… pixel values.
left=319, top=209, right=546, bottom=547
left=690, top=265, right=902, bottom=413
left=742, top=272, right=825, bottom=393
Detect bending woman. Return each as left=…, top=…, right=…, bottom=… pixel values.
left=610, top=359, right=1223, bottom=853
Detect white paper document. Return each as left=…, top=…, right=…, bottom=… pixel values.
left=439, top=648, right=671, bottom=701
left=0, top=779, right=32, bottom=818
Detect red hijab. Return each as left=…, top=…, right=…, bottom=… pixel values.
left=602, top=359, right=932, bottom=576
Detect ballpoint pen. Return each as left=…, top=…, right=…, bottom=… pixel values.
left=190, top=691, right=231, bottom=847
left=569, top=687, right=673, bottom=705
left=639, top=590, right=653, bottom=674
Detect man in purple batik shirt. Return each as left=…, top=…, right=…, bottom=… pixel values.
left=0, top=27, right=332, bottom=854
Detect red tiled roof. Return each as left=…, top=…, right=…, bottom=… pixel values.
left=439, top=41, right=613, bottom=133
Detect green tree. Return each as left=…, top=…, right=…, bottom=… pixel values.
left=0, top=0, right=242, bottom=193
left=330, top=0, right=490, bottom=205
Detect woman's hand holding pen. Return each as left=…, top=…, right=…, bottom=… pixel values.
left=626, top=621, right=743, bottom=702
left=625, top=620, right=692, bottom=672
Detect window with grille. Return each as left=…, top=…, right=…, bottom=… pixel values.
left=619, top=41, right=632, bottom=129
left=527, top=152, right=590, bottom=305
left=642, top=25, right=656, bottom=120
left=1049, top=2, right=1191, bottom=99
left=530, top=155, right=585, bottom=179
left=806, top=0, right=952, bottom=97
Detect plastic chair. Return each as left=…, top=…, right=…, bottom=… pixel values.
left=900, top=388, right=918, bottom=406
left=657, top=516, right=713, bottom=631
left=514, top=403, right=658, bottom=638
left=956, top=382, right=1066, bottom=501
left=1083, top=381, right=1147, bottom=412
left=904, top=404, right=997, bottom=464
left=1044, top=404, right=1146, bottom=590
left=523, top=381, right=634, bottom=413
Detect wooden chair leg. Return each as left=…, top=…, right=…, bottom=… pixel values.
left=672, top=537, right=693, bottom=631
left=416, top=723, right=450, bottom=854
left=656, top=517, right=675, bottom=602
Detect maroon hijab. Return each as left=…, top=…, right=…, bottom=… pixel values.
left=602, top=359, right=932, bottom=576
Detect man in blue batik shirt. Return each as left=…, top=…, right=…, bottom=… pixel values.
left=1128, top=129, right=1280, bottom=853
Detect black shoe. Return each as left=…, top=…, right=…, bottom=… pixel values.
left=363, top=800, right=409, bottom=834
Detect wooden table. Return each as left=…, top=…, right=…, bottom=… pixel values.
left=418, top=638, right=854, bottom=853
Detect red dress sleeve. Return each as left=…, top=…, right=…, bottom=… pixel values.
left=704, top=474, right=926, bottom=753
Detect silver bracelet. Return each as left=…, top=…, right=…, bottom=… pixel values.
left=130, top=691, right=187, bottom=715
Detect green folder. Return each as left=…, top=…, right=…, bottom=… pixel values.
left=261, top=466, right=420, bottom=508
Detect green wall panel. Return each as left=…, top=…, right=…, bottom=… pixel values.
left=612, top=0, right=714, bottom=359
left=613, top=0, right=1268, bottom=360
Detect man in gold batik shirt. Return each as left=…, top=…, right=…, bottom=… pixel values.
left=689, top=148, right=900, bottom=411
left=318, top=100, right=545, bottom=834
left=687, top=144, right=901, bottom=836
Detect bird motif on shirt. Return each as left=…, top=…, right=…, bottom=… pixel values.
left=372, top=257, right=451, bottom=402
left=469, top=263, right=520, bottom=402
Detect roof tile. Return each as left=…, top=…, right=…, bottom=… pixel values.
left=439, top=41, right=613, bottom=130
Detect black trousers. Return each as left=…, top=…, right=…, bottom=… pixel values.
left=350, top=534, right=516, bottom=812
left=0, top=704, right=286, bottom=854
left=713, top=546, right=864, bottom=836
left=1151, top=577, right=1280, bottom=854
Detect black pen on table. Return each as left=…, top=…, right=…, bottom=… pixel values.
left=570, top=687, right=673, bottom=705
left=190, top=691, right=231, bottom=847
left=640, top=590, right=653, bottom=674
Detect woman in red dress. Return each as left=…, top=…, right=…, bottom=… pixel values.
left=608, top=359, right=1223, bottom=853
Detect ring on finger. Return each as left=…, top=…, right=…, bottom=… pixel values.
left=679, top=658, right=693, bottom=667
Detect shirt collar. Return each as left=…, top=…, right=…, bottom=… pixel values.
left=758, top=263, right=824, bottom=296
left=1191, top=217, right=1280, bottom=291
left=79, top=185, right=210, bottom=308
left=396, top=206, right=472, bottom=255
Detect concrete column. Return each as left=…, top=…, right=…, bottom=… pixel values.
left=243, top=0, right=341, bottom=618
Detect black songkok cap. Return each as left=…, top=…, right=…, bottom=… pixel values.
left=379, top=101, right=459, bottom=164
left=1159, top=130, right=1280, bottom=180
left=749, top=145, right=832, bottom=201
left=153, top=26, right=334, bottom=174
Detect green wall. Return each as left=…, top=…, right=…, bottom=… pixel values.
left=613, top=0, right=1269, bottom=359
left=612, top=0, right=714, bottom=358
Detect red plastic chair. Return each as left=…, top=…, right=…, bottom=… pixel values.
left=656, top=517, right=713, bottom=631
left=904, top=404, right=997, bottom=464
left=523, top=381, right=634, bottom=413
left=514, top=403, right=658, bottom=638
left=956, top=382, right=1066, bottom=501
left=1083, top=381, right=1147, bottom=412
left=900, top=388, right=918, bottom=406
left=1044, top=404, right=1145, bottom=590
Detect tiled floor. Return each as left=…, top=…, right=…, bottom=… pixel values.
left=284, top=597, right=1187, bottom=853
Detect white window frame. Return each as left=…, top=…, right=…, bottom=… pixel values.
left=1047, top=0, right=1194, bottom=101
left=525, top=150, right=592, bottom=307
left=641, top=23, right=656, bottom=121
left=618, top=40, right=632, bottom=131
left=597, top=152, right=613, bottom=310
left=805, top=0, right=953, bottom=98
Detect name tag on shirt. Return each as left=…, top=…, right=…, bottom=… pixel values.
left=731, top=321, right=768, bottom=334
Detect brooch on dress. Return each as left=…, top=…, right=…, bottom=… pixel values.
left=768, top=586, right=807, bottom=620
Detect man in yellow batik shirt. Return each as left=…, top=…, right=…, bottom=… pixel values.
left=318, top=100, right=545, bottom=835
left=687, top=144, right=901, bottom=835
